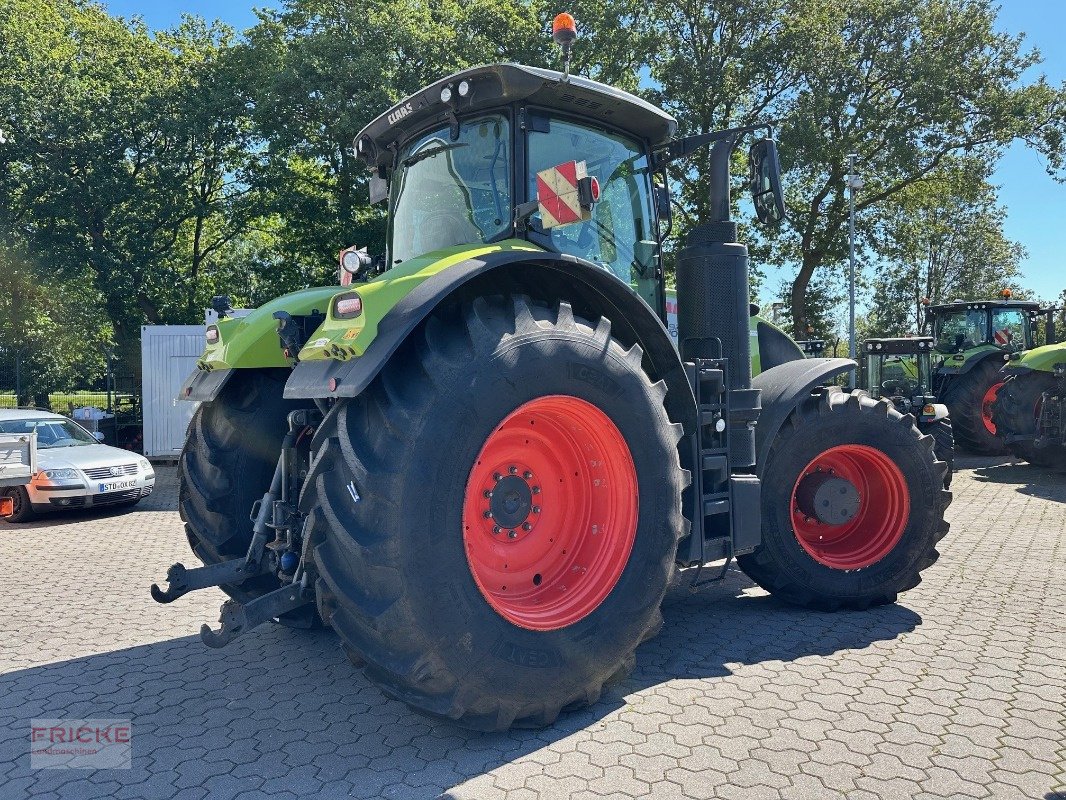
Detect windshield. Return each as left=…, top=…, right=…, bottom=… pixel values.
left=0, top=417, right=97, bottom=448
left=388, top=115, right=511, bottom=267
left=934, top=309, right=988, bottom=352
left=870, top=354, right=930, bottom=399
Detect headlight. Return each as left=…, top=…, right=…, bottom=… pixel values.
left=139, top=459, right=153, bottom=473
left=43, top=468, right=79, bottom=480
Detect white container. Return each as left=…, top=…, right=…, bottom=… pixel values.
left=0, top=431, right=36, bottom=486
left=141, top=325, right=206, bottom=459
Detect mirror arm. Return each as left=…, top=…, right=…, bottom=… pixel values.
left=653, top=121, right=774, bottom=169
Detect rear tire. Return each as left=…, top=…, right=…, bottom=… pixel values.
left=1, top=487, right=36, bottom=522
left=738, top=389, right=951, bottom=611
left=939, top=358, right=1008, bottom=455
left=993, top=372, right=1066, bottom=468
left=303, top=296, right=685, bottom=730
left=178, top=369, right=304, bottom=607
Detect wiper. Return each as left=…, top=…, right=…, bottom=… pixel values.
left=401, top=142, right=468, bottom=168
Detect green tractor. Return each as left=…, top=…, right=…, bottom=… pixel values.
left=992, top=320, right=1066, bottom=469
left=153, top=30, right=950, bottom=730
left=925, top=297, right=1051, bottom=454
left=860, top=336, right=953, bottom=486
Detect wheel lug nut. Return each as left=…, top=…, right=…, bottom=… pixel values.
left=522, top=522, right=532, bottom=531
left=508, top=529, right=517, bottom=538
left=493, top=472, right=502, bottom=481
left=484, top=510, right=493, bottom=518
left=532, top=486, right=541, bottom=494
left=483, top=490, right=492, bottom=498
left=532, top=505, right=541, bottom=514
left=508, top=465, right=518, bottom=474
left=493, top=525, right=501, bottom=534
left=523, top=471, right=533, bottom=479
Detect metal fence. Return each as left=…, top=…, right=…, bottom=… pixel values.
left=0, top=378, right=144, bottom=454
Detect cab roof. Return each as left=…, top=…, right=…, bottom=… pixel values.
left=355, top=63, right=678, bottom=170
left=927, top=300, right=1041, bottom=313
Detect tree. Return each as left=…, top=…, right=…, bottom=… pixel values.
left=774, top=0, right=1064, bottom=337
left=865, top=159, right=1026, bottom=336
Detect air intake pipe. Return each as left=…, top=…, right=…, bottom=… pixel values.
left=676, top=139, right=760, bottom=468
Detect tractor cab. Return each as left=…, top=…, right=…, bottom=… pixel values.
left=347, top=60, right=783, bottom=327
left=927, top=299, right=1041, bottom=355
left=351, top=62, right=676, bottom=313
left=862, top=337, right=938, bottom=414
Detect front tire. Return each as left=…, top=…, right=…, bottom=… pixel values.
left=303, top=296, right=685, bottom=730
left=738, top=389, right=951, bottom=610
left=993, top=372, right=1066, bottom=468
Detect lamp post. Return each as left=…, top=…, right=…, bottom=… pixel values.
left=847, top=154, right=863, bottom=387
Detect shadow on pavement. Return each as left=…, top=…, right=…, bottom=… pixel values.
left=971, top=462, right=1066, bottom=503
left=0, top=566, right=920, bottom=798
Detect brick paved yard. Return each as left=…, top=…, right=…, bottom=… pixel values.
left=2, top=457, right=1064, bottom=799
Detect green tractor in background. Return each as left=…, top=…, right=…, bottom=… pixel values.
left=992, top=324, right=1066, bottom=469
left=924, top=296, right=1055, bottom=454
left=860, top=336, right=953, bottom=486
left=152, top=22, right=950, bottom=731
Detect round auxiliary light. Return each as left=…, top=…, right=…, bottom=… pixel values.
left=440, top=85, right=453, bottom=103
left=341, top=250, right=362, bottom=273
left=457, top=80, right=471, bottom=98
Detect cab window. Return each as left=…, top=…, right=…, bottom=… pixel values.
left=990, top=308, right=1028, bottom=351
left=935, top=309, right=988, bottom=351
left=527, top=118, right=658, bottom=307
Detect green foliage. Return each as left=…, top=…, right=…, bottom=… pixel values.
left=0, top=0, right=1062, bottom=383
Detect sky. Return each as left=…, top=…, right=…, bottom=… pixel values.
left=106, top=0, right=1065, bottom=304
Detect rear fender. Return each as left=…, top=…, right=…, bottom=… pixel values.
left=284, top=251, right=698, bottom=431
left=751, top=357, right=856, bottom=470
left=178, top=285, right=346, bottom=402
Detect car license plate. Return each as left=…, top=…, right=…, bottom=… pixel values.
left=98, top=480, right=137, bottom=493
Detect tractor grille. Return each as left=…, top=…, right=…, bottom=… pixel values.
left=83, top=464, right=138, bottom=480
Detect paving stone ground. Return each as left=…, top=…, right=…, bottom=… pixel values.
left=2, top=457, right=1064, bottom=799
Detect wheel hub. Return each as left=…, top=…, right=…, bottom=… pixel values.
left=485, top=470, right=538, bottom=538
left=794, top=471, right=861, bottom=525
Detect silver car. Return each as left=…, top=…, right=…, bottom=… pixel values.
left=0, top=409, right=155, bottom=522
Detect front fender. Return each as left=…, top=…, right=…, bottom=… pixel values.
left=751, top=357, right=856, bottom=470
left=285, top=248, right=697, bottom=431
left=1006, top=342, right=1066, bottom=375
left=935, top=346, right=1004, bottom=377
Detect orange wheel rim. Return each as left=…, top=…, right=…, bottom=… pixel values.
left=790, top=444, right=910, bottom=570
left=982, top=381, right=1004, bottom=434
left=462, top=396, right=638, bottom=630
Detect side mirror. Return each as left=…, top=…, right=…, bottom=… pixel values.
left=653, top=185, right=672, bottom=228
left=93, top=431, right=106, bottom=442
left=748, top=138, right=785, bottom=225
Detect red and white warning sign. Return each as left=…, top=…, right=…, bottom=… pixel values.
left=993, top=328, right=1011, bottom=345
left=536, top=160, right=599, bottom=228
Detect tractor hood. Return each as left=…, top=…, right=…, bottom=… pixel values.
left=355, top=63, right=678, bottom=171
left=1004, top=341, right=1066, bottom=375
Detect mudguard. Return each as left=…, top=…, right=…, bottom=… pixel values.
left=751, top=357, right=856, bottom=469
left=1003, top=341, right=1066, bottom=376
left=935, top=346, right=1004, bottom=377
left=285, top=250, right=698, bottom=430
